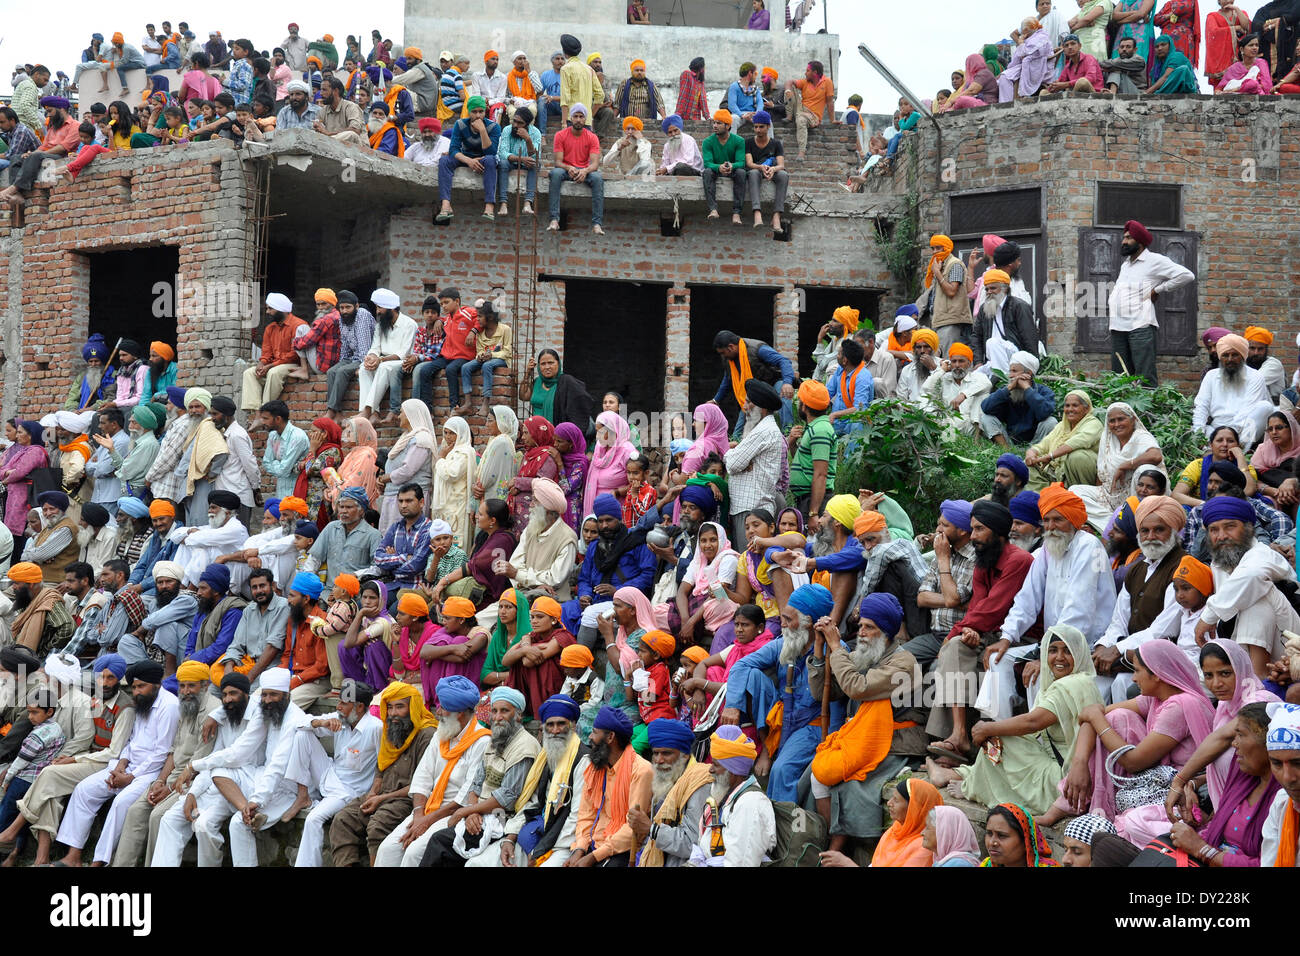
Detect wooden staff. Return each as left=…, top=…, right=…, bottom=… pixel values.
left=76, top=336, right=124, bottom=413
left=817, top=624, right=832, bottom=733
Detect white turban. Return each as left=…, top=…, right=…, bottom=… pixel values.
left=371, top=288, right=400, bottom=309
left=893, top=316, right=919, bottom=333
left=510, top=50, right=527, bottom=61
left=266, top=292, right=293, bottom=313
left=286, top=80, right=310, bottom=94
left=429, top=519, right=453, bottom=537
left=1009, top=350, right=1040, bottom=375
left=1266, top=702, right=1300, bottom=752
left=54, top=410, right=95, bottom=433
left=259, top=667, right=292, bottom=692
left=44, top=652, right=81, bottom=686
left=152, top=560, right=184, bottom=581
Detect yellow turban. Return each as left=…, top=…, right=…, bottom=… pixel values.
left=622, top=115, right=643, bottom=131
left=912, top=327, right=940, bottom=351
left=175, top=660, right=211, bottom=683
left=442, top=596, right=477, bottom=619
left=378, top=682, right=435, bottom=771
left=853, top=511, right=886, bottom=536
left=1243, top=325, right=1273, bottom=345
left=587, top=52, right=603, bottom=65
left=981, top=268, right=1011, bottom=287
left=710, top=729, right=758, bottom=760
left=315, top=288, right=337, bottom=306
left=824, top=493, right=862, bottom=530
left=397, top=592, right=429, bottom=617
left=833, top=305, right=860, bottom=334
left=7, top=562, right=43, bottom=584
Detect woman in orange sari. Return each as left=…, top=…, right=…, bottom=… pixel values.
left=326, top=416, right=380, bottom=510
left=870, top=777, right=943, bottom=866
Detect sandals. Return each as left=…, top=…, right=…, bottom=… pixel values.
left=926, top=742, right=975, bottom=765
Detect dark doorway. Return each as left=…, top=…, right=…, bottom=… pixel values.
left=688, top=284, right=779, bottom=422
left=563, top=279, right=669, bottom=421
left=796, top=288, right=883, bottom=380
left=87, top=247, right=181, bottom=357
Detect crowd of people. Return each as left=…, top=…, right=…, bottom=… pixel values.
left=0, top=197, right=1298, bottom=867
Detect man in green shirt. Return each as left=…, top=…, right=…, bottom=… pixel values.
left=786, top=380, right=837, bottom=531
left=701, top=108, right=747, bottom=223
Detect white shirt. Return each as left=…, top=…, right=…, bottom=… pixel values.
left=866, top=347, right=898, bottom=399
left=119, top=688, right=180, bottom=778
left=1097, top=554, right=1176, bottom=648
left=186, top=702, right=250, bottom=798
left=142, top=35, right=162, bottom=67
left=897, top=361, right=933, bottom=403
left=249, top=698, right=314, bottom=805
left=472, top=70, right=508, bottom=103
left=1000, top=530, right=1116, bottom=645
left=82, top=524, right=119, bottom=577
left=1192, top=366, right=1272, bottom=437
left=1106, top=248, right=1195, bottom=332
left=406, top=136, right=449, bottom=167
left=696, top=779, right=775, bottom=867
left=302, top=710, right=382, bottom=799
left=922, top=368, right=992, bottom=429
left=410, top=721, right=491, bottom=809
left=1258, top=355, right=1287, bottom=402
left=1200, top=540, right=1300, bottom=659
left=1260, top=789, right=1298, bottom=867
left=214, top=421, right=259, bottom=507
left=1123, top=601, right=1202, bottom=661
left=169, top=517, right=250, bottom=587
left=367, top=312, right=418, bottom=361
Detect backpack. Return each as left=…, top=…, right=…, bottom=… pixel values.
left=763, top=800, right=828, bottom=867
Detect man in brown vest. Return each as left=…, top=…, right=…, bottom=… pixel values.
left=22, top=492, right=82, bottom=585
left=1091, top=495, right=1187, bottom=702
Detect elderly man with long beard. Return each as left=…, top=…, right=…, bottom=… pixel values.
left=971, top=271, right=1039, bottom=374
left=421, top=686, right=540, bottom=867
left=6, top=563, right=75, bottom=656
left=168, top=491, right=249, bottom=588
left=63, top=335, right=114, bottom=410
left=628, top=718, right=712, bottom=867
left=980, top=354, right=1058, bottom=449
left=217, top=495, right=308, bottom=595
left=375, top=675, right=491, bottom=866
left=1093, top=495, right=1188, bottom=702
left=1009, top=489, right=1042, bottom=552
left=982, top=484, right=1115, bottom=720
left=164, top=564, right=245, bottom=694
left=565, top=704, right=652, bottom=867
left=693, top=725, right=775, bottom=866
left=122, top=561, right=195, bottom=671
left=1193, top=333, right=1275, bottom=447
left=723, top=583, right=845, bottom=802
left=922, top=343, right=992, bottom=438
left=497, top=478, right=578, bottom=601
left=1194, top=496, right=1300, bottom=683
left=802, top=592, right=925, bottom=855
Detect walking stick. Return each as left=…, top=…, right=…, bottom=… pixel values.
left=817, top=626, right=832, bottom=735
left=76, top=336, right=124, bottom=413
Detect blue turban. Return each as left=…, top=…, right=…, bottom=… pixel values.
left=165, top=386, right=187, bottom=408
left=662, top=114, right=683, bottom=133
left=939, top=499, right=972, bottom=532
left=593, top=493, right=622, bottom=519
left=1009, top=490, right=1041, bottom=526
left=996, top=453, right=1029, bottom=484
left=787, top=583, right=834, bottom=622
left=366, top=65, right=392, bottom=85
left=894, top=304, right=920, bottom=319
left=489, top=685, right=526, bottom=714
left=752, top=109, right=772, bottom=125
left=537, top=694, right=581, bottom=724
left=857, top=592, right=903, bottom=639
left=646, top=718, right=695, bottom=753
left=341, top=486, right=369, bottom=506
left=679, top=483, right=717, bottom=519
left=36, top=490, right=69, bottom=512
left=199, top=563, right=230, bottom=594
left=669, top=438, right=692, bottom=456
left=82, top=333, right=108, bottom=363
left=117, top=496, right=150, bottom=519
left=436, top=675, right=481, bottom=712
left=295, top=520, right=320, bottom=540
left=264, top=498, right=282, bottom=519
left=1114, top=497, right=1139, bottom=540
left=1202, top=496, right=1255, bottom=527
left=91, top=653, right=127, bottom=679
left=593, top=705, right=634, bottom=737
left=290, top=571, right=324, bottom=600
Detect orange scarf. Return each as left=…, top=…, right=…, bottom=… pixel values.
left=810, top=697, right=894, bottom=786
left=839, top=362, right=867, bottom=408
left=59, top=436, right=92, bottom=463
left=370, top=121, right=405, bottom=156
left=727, top=339, right=753, bottom=406
left=871, top=778, right=942, bottom=867
left=507, top=68, right=536, bottom=99
left=924, top=237, right=954, bottom=289
left=1277, top=798, right=1298, bottom=868
left=581, top=744, right=637, bottom=849
left=423, top=723, right=491, bottom=813
left=886, top=331, right=913, bottom=363
left=384, top=84, right=407, bottom=111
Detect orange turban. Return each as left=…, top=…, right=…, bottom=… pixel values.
left=680, top=645, right=710, bottom=666
left=630, top=58, right=646, bottom=71
left=622, top=115, right=643, bottom=131
left=333, top=573, right=360, bottom=597
left=925, top=234, right=954, bottom=288
left=560, top=644, right=594, bottom=668
left=405, top=46, right=423, bottom=60
left=7, top=562, right=42, bottom=584
left=397, top=592, right=429, bottom=617
left=1173, top=555, right=1213, bottom=597
left=150, top=341, right=174, bottom=361
left=1037, top=482, right=1087, bottom=529
left=149, top=500, right=175, bottom=518
left=641, top=630, right=676, bottom=658
left=1216, top=333, right=1249, bottom=359
left=833, top=305, right=860, bottom=334
left=1135, top=494, right=1186, bottom=532
left=442, top=596, right=477, bottom=619
left=981, top=268, right=1011, bottom=287
left=532, top=596, right=563, bottom=621
left=798, top=380, right=831, bottom=411
left=315, top=288, right=337, bottom=305
left=761, top=67, right=779, bottom=81
left=853, top=511, right=886, bottom=536
left=322, top=34, right=334, bottom=43
left=279, top=496, right=309, bottom=516
left=307, top=55, right=323, bottom=69
left=948, top=342, right=974, bottom=361
left=485, top=50, right=499, bottom=62
left=1243, top=326, right=1273, bottom=345
left=912, top=328, right=939, bottom=351
left=713, top=108, right=733, bottom=124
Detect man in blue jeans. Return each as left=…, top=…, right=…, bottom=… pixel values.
left=547, top=102, right=604, bottom=235
left=459, top=302, right=511, bottom=414
left=435, top=96, right=501, bottom=224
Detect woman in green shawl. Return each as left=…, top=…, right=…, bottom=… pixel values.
left=981, top=43, right=1005, bottom=76
left=517, top=348, right=594, bottom=431
left=928, top=624, right=1104, bottom=816
left=480, top=588, right=531, bottom=690
left=1147, top=34, right=1200, bottom=93
left=1024, top=389, right=1102, bottom=489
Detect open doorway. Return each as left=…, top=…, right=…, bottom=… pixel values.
left=562, top=279, right=669, bottom=422
left=796, top=288, right=882, bottom=379
left=687, top=284, right=780, bottom=421
left=87, top=246, right=181, bottom=357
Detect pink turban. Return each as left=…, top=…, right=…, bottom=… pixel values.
left=1134, top=494, right=1186, bottom=532
left=531, top=477, right=567, bottom=514
left=1216, top=334, right=1249, bottom=359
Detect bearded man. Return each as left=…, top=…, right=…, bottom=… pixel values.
left=564, top=493, right=656, bottom=646
left=848, top=509, right=930, bottom=645
left=1009, top=489, right=1043, bottom=552
left=219, top=494, right=308, bottom=594
left=980, top=354, right=1058, bottom=448
left=987, top=454, right=1029, bottom=506
left=23, top=491, right=82, bottom=586
left=164, top=563, right=245, bottom=693
left=240, top=293, right=306, bottom=413
left=358, top=288, right=418, bottom=419
left=498, top=478, right=578, bottom=600
left=697, top=725, right=776, bottom=866
left=6, top=563, right=75, bottom=655
left=922, top=343, right=992, bottom=438
left=1193, top=333, right=1274, bottom=446
left=168, top=491, right=249, bottom=587
left=629, top=717, right=712, bottom=866
left=1243, top=325, right=1287, bottom=402
left=564, top=704, right=652, bottom=867
left=971, top=269, right=1039, bottom=373
left=63, top=334, right=113, bottom=410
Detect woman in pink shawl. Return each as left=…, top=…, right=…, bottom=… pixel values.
left=327, top=416, right=381, bottom=509
left=1216, top=33, right=1274, bottom=92
left=674, top=520, right=739, bottom=647
left=1199, top=640, right=1280, bottom=803
left=1250, top=408, right=1300, bottom=514
left=0, top=420, right=48, bottom=538
left=595, top=584, right=668, bottom=723
left=582, top=410, right=636, bottom=517
left=671, top=403, right=732, bottom=522
left=942, top=52, right=1000, bottom=109
left=681, top=603, right=774, bottom=737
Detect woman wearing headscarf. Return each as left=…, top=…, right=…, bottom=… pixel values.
left=1173, top=425, right=1258, bottom=507
left=1147, top=32, right=1201, bottom=92
left=929, top=625, right=1103, bottom=816
left=508, top=416, right=561, bottom=528
left=327, top=416, right=380, bottom=510
left=682, top=403, right=730, bottom=475
left=926, top=804, right=981, bottom=866
left=1071, top=401, right=1164, bottom=531
left=504, top=594, right=577, bottom=716
left=518, top=348, right=592, bottom=429
left=430, top=416, right=476, bottom=553
left=379, top=400, right=435, bottom=535
left=868, top=777, right=943, bottom=866
left=1025, top=389, right=1102, bottom=489
left=583, top=410, right=637, bottom=518
left=0, top=422, right=48, bottom=540
left=339, top=580, right=395, bottom=687
left=981, top=802, right=1059, bottom=866
left=553, top=422, right=588, bottom=530
left=480, top=587, right=531, bottom=690
left=593, top=585, right=662, bottom=723
left=429, top=498, right=518, bottom=610
left=675, top=520, right=739, bottom=648
left=1250, top=409, right=1300, bottom=512
left=110, top=405, right=161, bottom=498
left=295, top=416, right=344, bottom=527
left=475, top=405, right=519, bottom=507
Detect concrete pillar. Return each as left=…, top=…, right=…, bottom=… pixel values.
left=773, top=283, right=800, bottom=371
left=665, top=285, right=690, bottom=429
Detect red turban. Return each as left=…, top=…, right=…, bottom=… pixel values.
left=1125, top=219, right=1153, bottom=246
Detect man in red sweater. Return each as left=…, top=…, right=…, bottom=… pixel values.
left=413, top=286, right=480, bottom=416
left=547, top=102, right=605, bottom=235
left=281, top=571, right=330, bottom=710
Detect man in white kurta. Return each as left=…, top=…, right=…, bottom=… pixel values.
left=168, top=492, right=250, bottom=588
left=290, top=679, right=383, bottom=867
left=55, top=662, right=179, bottom=865
left=1192, top=335, right=1274, bottom=447
left=922, top=344, right=992, bottom=439
left=374, top=676, right=491, bottom=867
left=357, top=288, right=418, bottom=415
left=221, top=504, right=304, bottom=595
left=692, top=728, right=776, bottom=867
left=502, top=481, right=579, bottom=601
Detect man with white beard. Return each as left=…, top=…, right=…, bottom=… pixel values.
left=489, top=694, right=591, bottom=868
left=627, top=717, right=712, bottom=867
left=848, top=509, right=930, bottom=655
left=374, top=675, right=491, bottom=866
left=496, top=478, right=578, bottom=601
left=723, top=583, right=844, bottom=802
left=1193, top=333, right=1274, bottom=447
left=168, top=490, right=249, bottom=588
left=921, top=342, right=992, bottom=438
left=980, top=355, right=1058, bottom=448
left=982, top=484, right=1115, bottom=716
left=422, top=686, right=540, bottom=867
left=1092, top=496, right=1187, bottom=702
left=1194, top=496, right=1300, bottom=679
left=692, top=725, right=775, bottom=866
left=971, top=270, right=1039, bottom=375
left=214, top=494, right=309, bottom=595
left=805, top=592, right=926, bottom=854
left=1009, top=490, right=1042, bottom=553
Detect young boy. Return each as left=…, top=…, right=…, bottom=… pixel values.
left=311, top=571, right=360, bottom=689
left=558, top=642, right=605, bottom=740
left=293, top=521, right=320, bottom=576
left=434, top=287, right=481, bottom=417
left=622, top=454, right=659, bottom=527
left=1110, top=555, right=1212, bottom=702
left=0, top=688, right=65, bottom=840
left=233, top=102, right=263, bottom=143
left=635, top=629, right=678, bottom=723
left=423, top=518, right=466, bottom=590
left=64, top=122, right=109, bottom=180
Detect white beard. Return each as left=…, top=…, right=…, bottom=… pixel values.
left=77, top=526, right=93, bottom=547
left=710, top=774, right=733, bottom=805
left=208, top=509, right=230, bottom=529
left=779, top=617, right=811, bottom=667
left=543, top=730, right=573, bottom=771
left=950, top=366, right=968, bottom=383
left=651, top=755, right=687, bottom=804
left=1009, top=530, right=1040, bottom=552
left=435, top=713, right=463, bottom=742
left=849, top=636, right=888, bottom=672
left=1042, top=528, right=1074, bottom=562
left=1138, top=536, right=1177, bottom=564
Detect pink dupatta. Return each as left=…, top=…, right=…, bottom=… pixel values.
left=682, top=403, right=730, bottom=473
left=1203, top=639, right=1280, bottom=803
left=582, top=411, right=637, bottom=518
left=687, top=520, right=740, bottom=632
